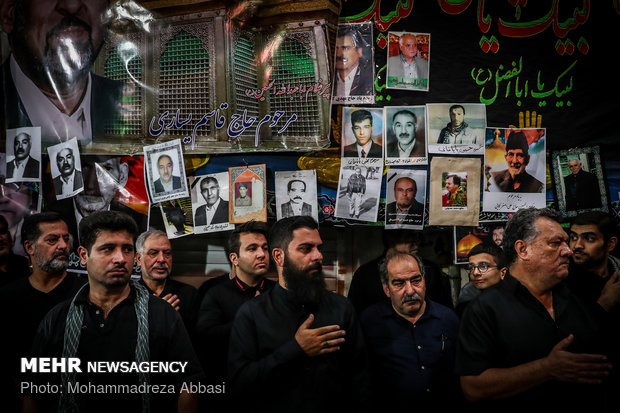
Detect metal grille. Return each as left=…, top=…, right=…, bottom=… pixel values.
left=103, top=40, right=143, bottom=136
left=270, top=36, right=320, bottom=139
left=233, top=35, right=259, bottom=139
left=159, top=30, right=211, bottom=137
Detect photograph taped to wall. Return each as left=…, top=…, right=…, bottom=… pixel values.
left=275, top=170, right=318, bottom=222
left=48, top=137, right=84, bottom=200
left=551, top=146, right=608, bottom=217
left=332, top=22, right=375, bottom=105
left=229, top=164, right=266, bottom=223
left=385, top=169, right=426, bottom=230
left=334, top=164, right=382, bottom=222
left=341, top=107, right=384, bottom=165
left=144, top=139, right=189, bottom=203
left=5, top=127, right=41, bottom=183
left=483, top=128, right=546, bottom=212
left=453, top=222, right=506, bottom=264
left=386, top=31, right=430, bottom=91
left=426, top=103, right=486, bottom=155
left=384, top=106, right=428, bottom=166
left=0, top=1, right=336, bottom=154
left=160, top=197, right=194, bottom=239
left=190, top=172, right=234, bottom=234
left=429, top=156, right=480, bottom=226
left=0, top=181, right=40, bottom=256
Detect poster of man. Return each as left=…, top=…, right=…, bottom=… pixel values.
left=341, top=107, right=384, bottom=164
left=275, top=170, right=318, bottom=222
left=47, top=138, right=84, bottom=200
left=0, top=182, right=40, bottom=256
left=551, top=146, right=608, bottom=217
left=442, top=172, right=468, bottom=210
left=5, top=127, right=41, bottom=183
left=332, top=22, right=374, bottom=104
left=426, top=103, right=486, bottom=155
left=386, top=31, right=430, bottom=91
left=229, top=164, right=266, bottom=223
left=190, top=172, right=234, bottom=234
left=144, top=139, right=188, bottom=203
left=483, top=128, right=546, bottom=212
left=384, top=106, right=427, bottom=165
left=334, top=164, right=381, bottom=222
left=385, top=170, right=426, bottom=229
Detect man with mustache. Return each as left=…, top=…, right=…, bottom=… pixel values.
left=228, top=216, right=369, bottom=413
left=52, top=146, right=83, bottom=196
left=136, top=229, right=198, bottom=331
left=456, top=208, right=612, bottom=411
left=333, top=27, right=372, bottom=98
left=386, top=109, right=425, bottom=159
left=0, top=212, right=85, bottom=411
left=154, top=154, right=182, bottom=193
left=24, top=211, right=203, bottom=413
left=6, top=131, right=40, bottom=180
left=360, top=251, right=460, bottom=408
left=0, top=0, right=124, bottom=147
left=194, top=175, right=229, bottom=226
left=437, top=104, right=476, bottom=145
left=491, top=131, right=543, bottom=193
left=281, top=179, right=312, bottom=218
left=385, top=176, right=424, bottom=226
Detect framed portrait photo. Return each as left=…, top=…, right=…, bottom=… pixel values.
left=551, top=146, right=608, bottom=217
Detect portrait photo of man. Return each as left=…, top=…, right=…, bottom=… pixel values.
left=194, top=175, right=229, bottom=226
left=385, top=107, right=426, bottom=160
left=154, top=153, right=182, bottom=193
left=0, top=0, right=125, bottom=148
left=437, top=104, right=477, bottom=145
left=235, top=182, right=252, bottom=207
left=281, top=179, right=313, bottom=218
left=332, top=23, right=373, bottom=100
left=342, top=108, right=383, bottom=158
left=491, top=131, right=544, bottom=193
left=385, top=174, right=425, bottom=227
left=50, top=144, right=84, bottom=198
left=442, top=173, right=467, bottom=208
left=563, top=157, right=602, bottom=211
left=386, top=31, right=430, bottom=91
left=6, top=128, right=40, bottom=182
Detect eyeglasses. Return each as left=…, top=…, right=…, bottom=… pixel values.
left=467, top=262, right=497, bottom=273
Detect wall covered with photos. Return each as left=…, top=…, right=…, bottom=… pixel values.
left=1, top=1, right=620, bottom=277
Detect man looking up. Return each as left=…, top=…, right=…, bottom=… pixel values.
left=136, top=230, right=198, bottom=330
left=228, top=216, right=369, bottom=413
left=24, top=211, right=203, bottom=413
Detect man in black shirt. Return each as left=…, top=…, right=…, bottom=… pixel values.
left=0, top=214, right=29, bottom=288
left=195, top=221, right=275, bottom=408
left=0, top=212, right=86, bottom=412
left=24, top=211, right=202, bottom=413
left=228, top=216, right=369, bottom=413
left=136, top=229, right=198, bottom=332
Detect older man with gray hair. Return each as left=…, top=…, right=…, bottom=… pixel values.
left=136, top=229, right=198, bottom=331
left=456, top=207, right=612, bottom=411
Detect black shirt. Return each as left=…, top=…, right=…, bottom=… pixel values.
left=228, top=284, right=370, bottom=413
left=27, top=283, right=204, bottom=413
left=0, top=253, right=30, bottom=288
left=195, top=276, right=275, bottom=381
left=139, top=277, right=199, bottom=334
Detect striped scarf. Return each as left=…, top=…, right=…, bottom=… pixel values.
left=59, top=279, right=150, bottom=413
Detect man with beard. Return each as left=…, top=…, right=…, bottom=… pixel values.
left=195, top=221, right=275, bottom=409
left=228, top=216, right=369, bottom=413
left=456, top=208, right=612, bottom=412
left=52, top=147, right=83, bottom=196
left=7, top=131, right=40, bottom=180
left=136, top=230, right=198, bottom=331
left=491, top=131, right=543, bottom=193
left=0, top=212, right=85, bottom=412
left=0, top=0, right=124, bottom=147
left=437, top=104, right=476, bottom=144
left=360, top=251, right=460, bottom=409
left=23, top=211, right=203, bottom=413
left=386, top=109, right=425, bottom=158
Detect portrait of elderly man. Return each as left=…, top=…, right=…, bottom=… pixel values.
left=153, top=153, right=182, bottom=193
left=386, top=176, right=424, bottom=226
left=563, top=157, right=602, bottom=211
left=333, top=26, right=373, bottom=98
left=491, top=131, right=544, bottom=193
left=6, top=130, right=40, bottom=180
left=0, top=0, right=125, bottom=147
left=52, top=147, right=84, bottom=197
left=386, top=109, right=425, bottom=159
left=387, top=32, right=429, bottom=87
left=195, top=175, right=229, bottom=226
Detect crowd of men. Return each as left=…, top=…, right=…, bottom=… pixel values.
left=0, top=207, right=619, bottom=412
